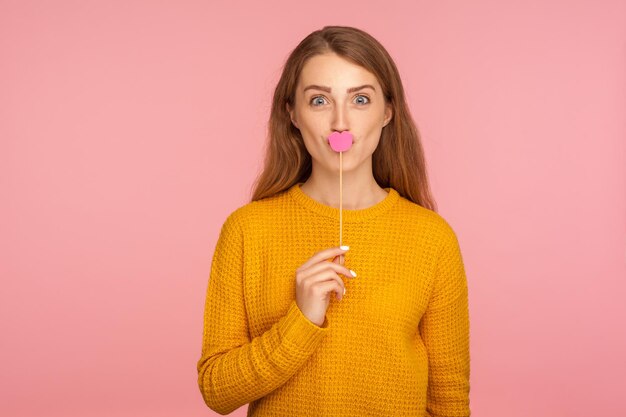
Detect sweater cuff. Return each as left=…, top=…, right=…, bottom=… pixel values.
left=278, top=299, right=329, bottom=353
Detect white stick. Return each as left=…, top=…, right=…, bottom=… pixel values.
left=339, top=151, right=343, bottom=265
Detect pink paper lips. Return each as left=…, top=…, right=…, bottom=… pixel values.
left=327, top=131, right=353, bottom=152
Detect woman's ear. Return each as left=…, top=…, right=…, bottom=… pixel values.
left=383, top=102, right=393, bottom=127
left=286, top=102, right=299, bottom=129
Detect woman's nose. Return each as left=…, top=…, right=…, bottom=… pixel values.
left=330, top=104, right=350, bottom=132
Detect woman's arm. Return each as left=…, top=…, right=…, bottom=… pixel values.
left=419, top=222, right=471, bottom=417
left=196, top=211, right=329, bottom=415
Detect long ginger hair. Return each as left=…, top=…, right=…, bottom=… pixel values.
left=249, top=25, right=436, bottom=212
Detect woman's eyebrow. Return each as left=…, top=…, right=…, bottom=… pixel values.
left=303, top=84, right=376, bottom=93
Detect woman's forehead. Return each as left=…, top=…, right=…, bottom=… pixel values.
left=298, top=55, right=380, bottom=92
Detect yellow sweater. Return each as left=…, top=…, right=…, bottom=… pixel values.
left=197, top=182, right=471, bottom=416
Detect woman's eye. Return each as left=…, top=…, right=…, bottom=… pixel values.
left=354, top=95, right=370, bottom=105
left=309, top=95, right=370, bottom=106
left=310, top=96, right=327, bottom=106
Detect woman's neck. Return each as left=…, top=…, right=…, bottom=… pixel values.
left=299, top=176, right=388, bottom=210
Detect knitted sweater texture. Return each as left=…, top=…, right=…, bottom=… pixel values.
left=197, top=182, right=471, bottom=416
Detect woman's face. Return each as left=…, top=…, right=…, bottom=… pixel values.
left=287, top=52, right=393, bottom=174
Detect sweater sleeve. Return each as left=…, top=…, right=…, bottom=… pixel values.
left=419, top=222, right=471, bottom=417
left=196, top=211, right=330, bottom=415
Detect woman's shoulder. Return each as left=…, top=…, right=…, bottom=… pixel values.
left=394, top=195, right=460, bottom=242
left=218, top=189, right=291, bottom=231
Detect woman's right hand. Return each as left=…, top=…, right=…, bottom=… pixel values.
left=294, top=246, right=357, bottom=327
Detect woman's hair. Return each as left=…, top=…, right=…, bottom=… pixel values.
left=249, top=25, right=437, bottom=212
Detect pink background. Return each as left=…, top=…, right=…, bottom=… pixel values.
left=2, top=1, right=625, bottom=416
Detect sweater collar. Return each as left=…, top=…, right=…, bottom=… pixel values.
left=288, top=182, right=400, bottom=222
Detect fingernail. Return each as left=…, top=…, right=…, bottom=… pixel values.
left=340, top=245, right=350, bottom=250
left=343, top=288, right=346, bottom=295
left=350, top=269, right=357, bottom=277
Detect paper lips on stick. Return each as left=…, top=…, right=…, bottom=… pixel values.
left=327, top=131, right=353, bottom=265
left=328, top=131, right=353, bottom=152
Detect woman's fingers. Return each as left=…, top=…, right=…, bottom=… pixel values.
left=297, top=246, right=349, bottom=272
left=314, top=279, right=345, bottom=301
left=299, top=258, right=356, bottom=281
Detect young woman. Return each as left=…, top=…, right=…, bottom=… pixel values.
left=197, top=26, right=471, bottom=417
